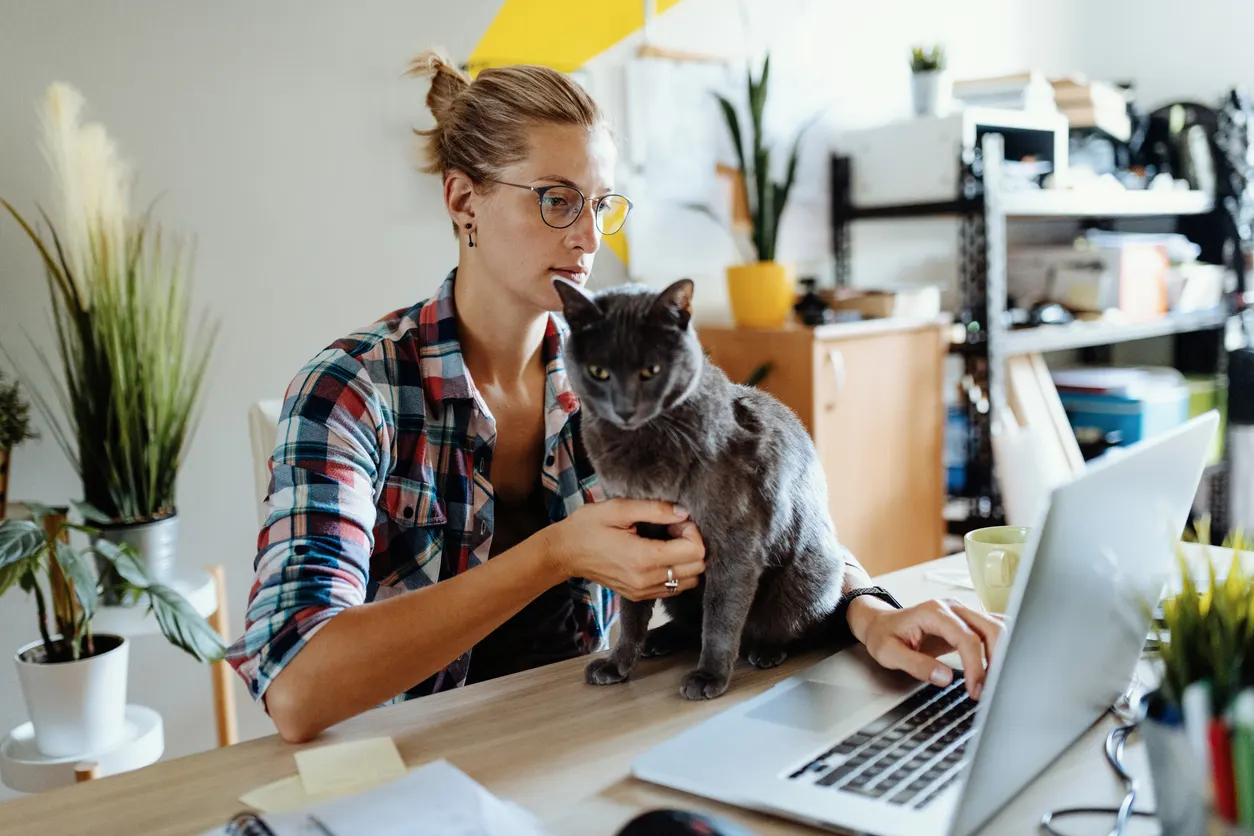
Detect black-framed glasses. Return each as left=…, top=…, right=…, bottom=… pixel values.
left=485, top=179, right=633, bottom=235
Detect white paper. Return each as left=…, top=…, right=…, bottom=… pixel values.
left=202, top=760, right=551, bottom=836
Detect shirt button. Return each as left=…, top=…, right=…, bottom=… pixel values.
left=545, top=453, right=556, bottom=466
left=479, top=520, right=488, bottom=535
left=404, top=506, right=414, bottom=519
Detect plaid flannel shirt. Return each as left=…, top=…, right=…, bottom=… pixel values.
left=226, top=269, right=614, bottom=704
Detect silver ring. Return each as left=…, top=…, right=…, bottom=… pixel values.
left=664, top=567, right=679, bottom=592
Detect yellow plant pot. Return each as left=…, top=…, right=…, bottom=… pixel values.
left=726, top=262, right=796, bottom=329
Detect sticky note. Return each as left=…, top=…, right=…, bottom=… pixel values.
left=294, top=736, right=408, bottom=798
left=240, top=774, right=311, bottom=813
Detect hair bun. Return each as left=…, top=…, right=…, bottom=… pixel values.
left=406, top=48, right=470, bottom=125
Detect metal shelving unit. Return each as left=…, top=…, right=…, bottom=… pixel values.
left=833, top=132, right=1243, bottom=539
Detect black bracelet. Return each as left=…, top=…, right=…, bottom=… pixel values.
left=834, top=586, right=903, bottom=630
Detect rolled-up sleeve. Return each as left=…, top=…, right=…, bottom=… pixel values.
left=226, top=349, right=388, bottom=703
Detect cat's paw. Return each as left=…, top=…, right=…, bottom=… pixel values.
left=586, top=656, right=634, bottom=686
left=643, top=622, right=697, bottom=658
left=679, top=668, right=731, bottom=700
left=746, top=645, right=788, bottom=669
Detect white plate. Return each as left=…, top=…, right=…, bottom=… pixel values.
left=0, top=704, right=164, bottom=793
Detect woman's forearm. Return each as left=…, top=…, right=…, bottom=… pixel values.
left=264, top=530, right=565, bottom=742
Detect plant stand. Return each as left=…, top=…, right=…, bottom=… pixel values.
left=0, top=705, right=163, bottom=793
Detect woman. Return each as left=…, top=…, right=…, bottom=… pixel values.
left=226, top=51, right=1003, bottom=744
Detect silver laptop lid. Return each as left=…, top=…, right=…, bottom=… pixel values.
left=949, top=411, right=1218, bottom=836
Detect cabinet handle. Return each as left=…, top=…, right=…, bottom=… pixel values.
left=825, top=349, right=845, bottom=411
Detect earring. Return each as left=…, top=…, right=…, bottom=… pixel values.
left=465, top=222, right=475, bottom=248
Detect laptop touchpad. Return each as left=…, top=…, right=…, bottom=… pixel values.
left=747, top=680, right=884, bottom=733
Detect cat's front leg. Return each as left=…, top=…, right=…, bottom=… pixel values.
left=680, top=558, right=763, bottom=700
left=586, top=597, right=653, bottom=685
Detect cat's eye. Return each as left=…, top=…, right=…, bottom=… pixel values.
left=587, top=365, right=611, bottom=381
left=640, top=364, right=662, bottom=380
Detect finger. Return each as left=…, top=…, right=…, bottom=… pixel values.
left=654, top=532, right=706, bottom=566
left=948, top=601, right=1005, bottom=694
left=601, top=498, right=689, bottom=528
left=871, top=636, right=958, bottom=690
left=648, top=559, right=705, bottom=588
left=910, top=604, right=986, bottom=698
left=642, top=575, right=700, bottom=600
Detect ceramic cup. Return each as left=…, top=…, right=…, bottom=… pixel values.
left=963, top=526, right=1029, bottom=613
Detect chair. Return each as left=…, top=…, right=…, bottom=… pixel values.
left=248, top=400, right=283, bottom=528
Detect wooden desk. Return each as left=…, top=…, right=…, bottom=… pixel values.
left=0, top=555, right=1159, bottom=836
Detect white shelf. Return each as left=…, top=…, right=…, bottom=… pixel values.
left=91, top=570, right=218, bottom=638
left=1002, top=308, right=1229, bottom=355
left=0, top=704, right=163, bottom=793
left=999, top=188, right=1214, bottom=218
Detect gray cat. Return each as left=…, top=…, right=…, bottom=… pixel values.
left=554, top=277, right=850, bottom=700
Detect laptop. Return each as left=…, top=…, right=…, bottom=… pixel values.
left=631, top=411, right=1219, bottom=836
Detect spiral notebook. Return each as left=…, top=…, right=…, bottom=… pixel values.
left=204, top=759, right=551, bottom=836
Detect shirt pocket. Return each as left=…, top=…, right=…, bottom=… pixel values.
left=375, top=474, right=448, bottom=588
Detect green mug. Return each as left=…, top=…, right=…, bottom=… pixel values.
left=963, top=526, right=1029, bottom=613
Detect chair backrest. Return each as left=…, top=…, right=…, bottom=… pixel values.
left=247, top=400, right=283, bottom=528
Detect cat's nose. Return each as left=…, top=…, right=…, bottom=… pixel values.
left=615, top=406, right=635, bottom=423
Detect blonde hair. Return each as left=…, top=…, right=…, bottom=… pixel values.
left=406, top=49, right=608, bottom=185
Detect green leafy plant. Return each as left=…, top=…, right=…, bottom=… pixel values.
left=0, top=369, right=37, bottom=451
left=910, top=45, right=946, bottom=74
left=710, top=53, right=812, bottom=264
left=1, top=82, right=218, bottom=525
left=0, top=502, right=224, bottom=663
left=1152, top=519, right=1254, bottom=712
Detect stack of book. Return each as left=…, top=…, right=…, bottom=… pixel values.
left=1051, top=77, right=1131, bottom=141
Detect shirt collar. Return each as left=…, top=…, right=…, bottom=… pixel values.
left=418, top=268, right=582, bottom=424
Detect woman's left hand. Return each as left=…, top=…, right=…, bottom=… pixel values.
left=847, top=596, right=1005, bottom=701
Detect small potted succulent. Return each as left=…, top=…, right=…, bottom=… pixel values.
left=909, top=45, right=950, bottom=117
left=0, top=503, right=224, bottom=757
left=0, top=368, right=37, bottom=519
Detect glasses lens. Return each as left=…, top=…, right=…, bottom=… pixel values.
left=538, top=187, right=583, bottom=228
left=596, top=196, right=631, bottom=234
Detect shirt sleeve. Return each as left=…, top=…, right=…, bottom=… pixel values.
left=225, top=348, right=388, bottom=703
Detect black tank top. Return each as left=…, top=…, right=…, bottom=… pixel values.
left=465, top=486, right=587, bottom=684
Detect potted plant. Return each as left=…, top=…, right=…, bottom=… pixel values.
left=1143, top=523, right=1254, bottom=834
left=909, top=45, right=950, bottom=117
left=0, top=503, right=224, bottom=757
left=0, top=369, right=38, bottom=519
left=2, top=82, right=218, bottom=592
left=713, top=53, right=811, bottom=329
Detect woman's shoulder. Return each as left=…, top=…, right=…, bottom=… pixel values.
left=282, top=293, right=444, bottom=423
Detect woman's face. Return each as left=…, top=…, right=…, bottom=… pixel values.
left=470, top=123, right=618, bottom=313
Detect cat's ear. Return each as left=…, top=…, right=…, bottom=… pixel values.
left=553, top=278, right=603, bottom=328
left=650, top=278, right=694, bottom=329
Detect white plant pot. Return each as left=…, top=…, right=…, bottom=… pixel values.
left=14, top=634, right=129, bottom=758
left=911, top=70, right=951, bottom=117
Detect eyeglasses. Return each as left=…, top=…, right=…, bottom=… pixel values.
left=484, top=179, right=633, bottom=235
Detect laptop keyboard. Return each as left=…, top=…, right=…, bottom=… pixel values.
left=788, top=673, right=976, bottom=809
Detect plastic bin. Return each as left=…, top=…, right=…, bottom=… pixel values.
left=1053, top=367, right=1190, bottom=446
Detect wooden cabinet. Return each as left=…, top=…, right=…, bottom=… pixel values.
left=697, top=319, right=947, bottom=575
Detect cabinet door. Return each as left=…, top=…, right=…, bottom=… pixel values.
left=812, top=326, right=945, bottom=575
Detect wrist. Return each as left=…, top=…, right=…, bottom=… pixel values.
left=846, top=595, right=897, bottom=645
left=536, top=523, right=573, bottom=585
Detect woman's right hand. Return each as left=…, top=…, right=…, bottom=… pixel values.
left=545, top=499, right=706, bottom=601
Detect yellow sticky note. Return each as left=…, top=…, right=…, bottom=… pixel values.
left=240, top=774, right=310, bottom=813
left=294, top=736, right=408, bottom=797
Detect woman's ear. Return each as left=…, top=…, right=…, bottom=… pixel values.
left=444, top=170, right=476, bottom=228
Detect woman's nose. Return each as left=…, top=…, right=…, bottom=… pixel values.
left=567, top=203, right=599, bottom=252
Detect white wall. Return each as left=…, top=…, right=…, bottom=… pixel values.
left=0, top=0, right=504, bottom=800
left=0, top=0, right=1244, bottom=802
